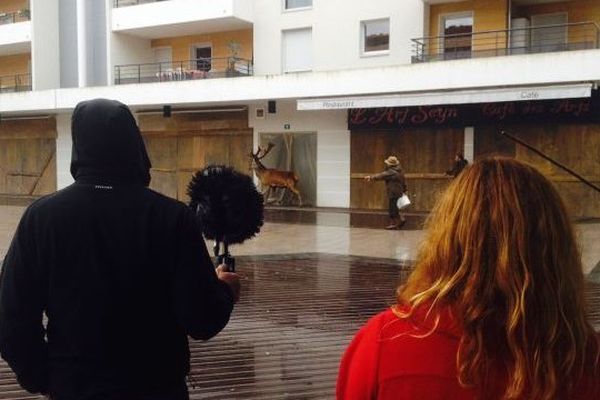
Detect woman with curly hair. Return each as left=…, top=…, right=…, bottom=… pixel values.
left=337, top=157, right=599, bottom=399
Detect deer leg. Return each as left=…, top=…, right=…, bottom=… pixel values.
left=289, top=185, right=302, bottom=207
left=276, top=187, right=286, bottom=205
left=261, top=186, right=273, bottom=204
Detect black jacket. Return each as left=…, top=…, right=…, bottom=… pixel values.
left=0, top=99, right=234, bottom=399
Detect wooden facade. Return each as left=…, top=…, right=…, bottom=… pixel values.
left=138, top=111, right=253, bottom=202
left=351, top=127, right=463, bottom=212
left=350, top=106, right=600, bottom=219
left=0, top=117, right=57, bottom=197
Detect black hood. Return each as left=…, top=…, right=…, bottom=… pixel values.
left=70, top=99, right=151, bottom=186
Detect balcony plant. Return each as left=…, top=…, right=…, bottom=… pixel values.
left=226, top=41, right=241, bottom=76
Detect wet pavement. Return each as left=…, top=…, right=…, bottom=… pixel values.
left=1, top=205, right=600, bottom=399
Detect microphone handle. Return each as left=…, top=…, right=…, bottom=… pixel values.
left=216, top=254, right=235, bottom=273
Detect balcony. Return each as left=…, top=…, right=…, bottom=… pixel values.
left=111, top=0, right=253, bottom=39
left=114, top=57, right=253, bottom=85
left=412, top=22, right=600, bottom=63
left=0, top=73, right=31, bottom=92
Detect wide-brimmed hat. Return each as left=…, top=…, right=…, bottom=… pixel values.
left=384, top=156, right=400, bottom=166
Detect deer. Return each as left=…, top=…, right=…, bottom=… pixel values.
left=249, top=143, right=302, bottom=206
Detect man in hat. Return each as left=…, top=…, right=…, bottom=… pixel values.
left=365, top=155, right=407, bottom=230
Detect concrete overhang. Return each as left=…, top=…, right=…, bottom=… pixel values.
left=1, top=49, right=599, bottom=114
left=111, top=0, right=253, bottom=39
left=0, top=21, right=31, bottom=56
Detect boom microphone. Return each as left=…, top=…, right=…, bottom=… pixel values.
left=187, top=165, right=264, bottom=272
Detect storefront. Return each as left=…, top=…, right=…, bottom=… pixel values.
left=346, top=92, right=600, bottom=218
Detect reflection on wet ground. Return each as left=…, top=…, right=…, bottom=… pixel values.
left=187, top=254, right=412, bottom=399
left=264, top=208, right=428, bottom=230
left=1, top=253, right=600, bottom=399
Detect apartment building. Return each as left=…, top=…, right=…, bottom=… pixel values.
left=0, top=0, right=599, bottom=217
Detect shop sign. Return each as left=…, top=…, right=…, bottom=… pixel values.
left=348, top=96, right=600, bottom=130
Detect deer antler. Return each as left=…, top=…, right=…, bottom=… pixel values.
left=257, top=142, right=275, bottom=160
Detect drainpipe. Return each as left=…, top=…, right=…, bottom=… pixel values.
left=76, top=0, right=87, bottom=87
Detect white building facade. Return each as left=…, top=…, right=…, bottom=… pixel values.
left=0, top=0, right=599, bottom=216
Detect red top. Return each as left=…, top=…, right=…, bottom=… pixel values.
left=337, top=307, right=598, bottom=400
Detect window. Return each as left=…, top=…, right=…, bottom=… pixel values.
left=362, top=19, right=390, bottom=54
left=284, top=0, right=312, bottom=10
left=441, top=14, right=473, bottom=58
left=282, top=28, right=312, bottom=73
left=531, top=13, right=567, bottom=52
left=192, top=45, right=212, bottom=71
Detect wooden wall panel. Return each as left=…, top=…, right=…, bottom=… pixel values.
left=139, top=111, right=253, bottom=201
left=350, top=127, right=463, bottom=212
left=0, top=118, right=57, bottom=197
left=514, top=123, right=599, bottom=218
left=474, top=125, right=516, bottom=158
left=475, top=122, right=600, bottom=218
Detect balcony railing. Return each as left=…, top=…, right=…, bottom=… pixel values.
left=412, top=22, right=600, bottom=63
left=0, top=10, right=30, bottom=25
left=0, top=73, right=31, bottom=93
left=114, top=57, right=253, bottom=85
left=113, top=0, right=170, bottom=7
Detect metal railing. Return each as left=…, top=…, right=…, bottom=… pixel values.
left=113, top=0, right=170, bottom=7
left=0, top=10, right=30, bottom=25
left=412, top=21, right=600, bottom=63
left=0, top=73, right=31, bottom=93
left=114, top=57, right=253, bottom=85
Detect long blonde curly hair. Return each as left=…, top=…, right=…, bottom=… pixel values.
left=397, top=157, right=598, bottom=399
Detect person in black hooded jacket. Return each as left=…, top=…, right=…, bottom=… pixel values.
left=0, top=99, right=240, bottom=400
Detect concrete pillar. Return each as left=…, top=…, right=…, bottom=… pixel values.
left=56, top=113, right=74, bottom=189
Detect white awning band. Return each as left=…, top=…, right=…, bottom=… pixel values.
left=296, top=83, right=593, bottom=111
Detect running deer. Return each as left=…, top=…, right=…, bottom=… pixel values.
left=249, top=143, right=302, bottom=206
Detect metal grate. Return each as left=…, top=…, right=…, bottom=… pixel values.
left=114, top=58, right=253, bottom=85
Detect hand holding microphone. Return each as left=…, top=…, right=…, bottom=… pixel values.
left=216, top=264, right=241, bottom=303
left=187, top=165, right=264, bottom=295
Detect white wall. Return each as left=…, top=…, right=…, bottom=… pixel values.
left=249, top=100, right=350, bottom=208
left=252, top=0, right=425, bottom=75
left=108, top=33, right=154, bottom=84
left=31, top=0, right=60, bottom=90
left=56, top=113, right=74, bottom=189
